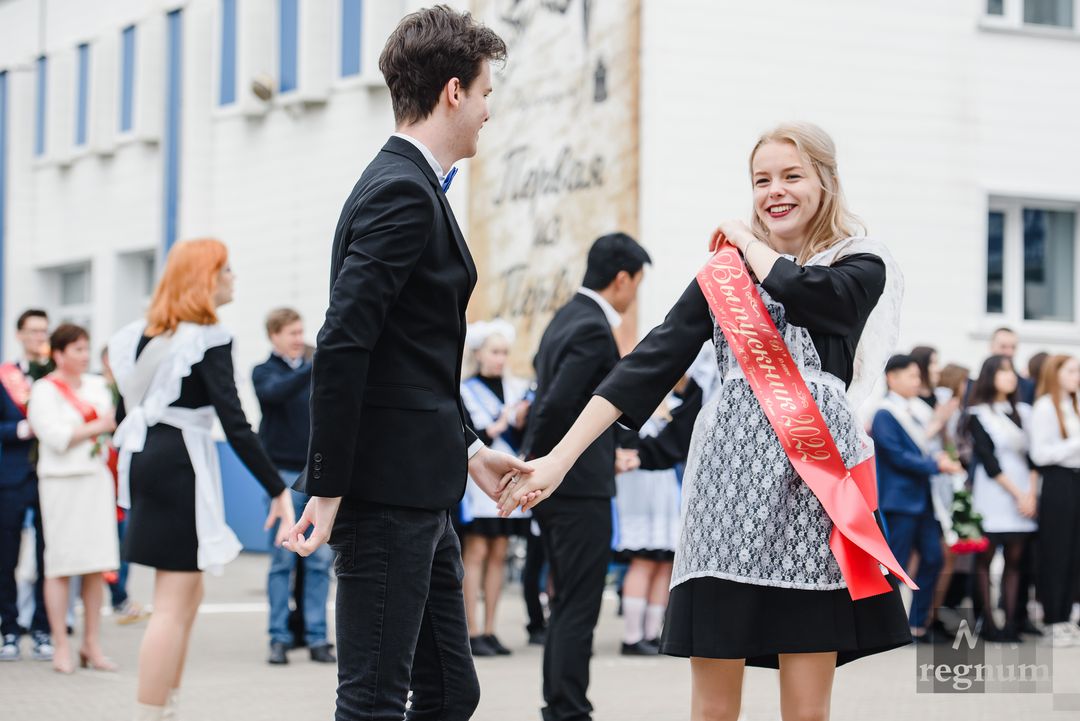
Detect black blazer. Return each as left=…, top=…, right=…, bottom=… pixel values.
left=521, top=293, right=621, bottom=499
left=299, top=136, right=479, bottom=510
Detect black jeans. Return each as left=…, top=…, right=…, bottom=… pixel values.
left=330, top=501, right=480, bottom=721
left=534, top=496, right=612, bottom=721
left=523, top=527, right=547, bottom=634
left=0, top=479, right=48, bottom=637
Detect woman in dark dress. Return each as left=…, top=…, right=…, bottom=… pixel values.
left=109, top=239, right=293, bottom=721
left=501, top=123, right=911, bottom=721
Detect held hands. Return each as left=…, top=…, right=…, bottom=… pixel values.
left=282, top=495, right=341, bottom=556
left=265, top=490, right=297, bottom=548
left=1016, top=490, right=1038, bottom=519
left=497, top=453, right=572, bottom=516
left=469, top=446, right=534, bottom=502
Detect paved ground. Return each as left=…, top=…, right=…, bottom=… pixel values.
left=4, top=554, right=1080, bottom=720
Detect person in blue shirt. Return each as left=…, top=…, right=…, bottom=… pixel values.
left=253, top=308, right=334, bottom=666
left=873, top=354, right=963, bottom=643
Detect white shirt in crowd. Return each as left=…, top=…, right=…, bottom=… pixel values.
left=1029, top=395, right=1080, bottom=469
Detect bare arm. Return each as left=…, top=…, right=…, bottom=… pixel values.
left=500, top=395, right=621, bottom=513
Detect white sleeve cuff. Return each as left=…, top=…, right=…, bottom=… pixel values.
left=467, top=439, right=485, bottom=459
left=16, top=419, right=32, bottom=440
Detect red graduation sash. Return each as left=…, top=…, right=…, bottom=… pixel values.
left=0, top=362, right=31, bottom=416
left=45, top=375, right=100, bottom=423
left=696, top=244, right=916, bottom=600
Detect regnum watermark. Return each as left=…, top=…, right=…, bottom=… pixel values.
left=915, top=607, right=1080, bottom=711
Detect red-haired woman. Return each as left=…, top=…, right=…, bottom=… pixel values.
left=109, top=239, right=294, bottom=721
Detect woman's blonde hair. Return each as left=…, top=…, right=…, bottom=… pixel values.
left=749, top=122, right=865, bottom=264
left=146, top=238, right=229, bottom=335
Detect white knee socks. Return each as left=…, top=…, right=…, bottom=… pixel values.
left=623, top=597, right=647, bottom=644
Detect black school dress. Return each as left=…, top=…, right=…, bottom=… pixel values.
left=595, top=252, right=912, bottom=668
left=118, top=338, right=285, bottom=571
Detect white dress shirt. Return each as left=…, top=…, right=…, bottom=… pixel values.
left=1030, top=395, right=1080, bottom=468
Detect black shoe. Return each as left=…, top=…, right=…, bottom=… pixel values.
left=309, top=643, right=336, bottom=663
left=268, top=641, right=289, bottom=665
left=470, top=635, right=497, bottom=657
left=1019, top=619, right=1044, bottom=637
left=621, top=641, right=660, bottom=656
left=484, top=635, right=512, bottom=656
left=982, top=625, right=1022, bottom=644
left=527, top=628, right=547, bottom=646
left=642, top=637, right=661, bottom=652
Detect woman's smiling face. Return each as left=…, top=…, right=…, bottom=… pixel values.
left=752, top=141, right=822, bottom=247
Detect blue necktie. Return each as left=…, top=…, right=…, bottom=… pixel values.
left=441, top=167, right=458, bottom=193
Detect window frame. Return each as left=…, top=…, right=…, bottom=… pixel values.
left=985, top=196, right=1080, bottom=332
left=340, top=0, right=363, bottom=78
left=981, top=0, right=1080, bottom=34
left=35, top=56, right=47, bottom=157
left=279, top=0, right=299, bottom=95
left=75, top=43, right=90, bottom=147
left=220, top=0, right=238, bottom=106
left=119, top=24, right=137, bottom=134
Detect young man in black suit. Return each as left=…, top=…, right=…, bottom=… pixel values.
left=284, top=8, right=529, bottom=721
left=521, top=233, right=651, bottom=721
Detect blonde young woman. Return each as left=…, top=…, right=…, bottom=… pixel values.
left=502, top=123, right=911, bottom=721
left=27, top=324, right=119, bottom=674
left=109, top=239, right=294, bottom=721
left=459, top=320, right=531, bottom=657
left=1030, top=355, right=1080, bottom=647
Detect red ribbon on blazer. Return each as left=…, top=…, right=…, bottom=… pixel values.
left=45, top=375, right=100, bottom=423
left=696, top=243, right=916, bottom=600
left=0, top=362, right=32, bottom=415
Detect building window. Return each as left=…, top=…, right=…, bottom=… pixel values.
left=986, top=211, right=1005, bottom=314
left=987, top=0, right=1005, bottom=14
left=1023, top=209, right=1075, bottom=321
left=341, top=0, right=363, bottom=77
left=988, top=202, right=1078, bottom=324
left=279, top=0, right=299, bottom=93
left=49, top=263, right=93, bottom=331
left=220, top=0, right=237, bottom=105
left=35, top=56, right=47, bottom=156
left=120, top=25, right=136, bottom=132
left=1024, top=0, right=1074, bottom=26
left=75, top=44, right=90, bottom=146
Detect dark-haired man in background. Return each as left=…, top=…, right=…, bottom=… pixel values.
left=284, top=7, right=529, bottom=721
left=522, top=233, right=651, bottom=721
left=0, top=310, right=54, bottom=663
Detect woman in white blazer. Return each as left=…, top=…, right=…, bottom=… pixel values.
left=27, top=324, right=119, bottom=673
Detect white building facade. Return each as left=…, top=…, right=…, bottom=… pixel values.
left=1, top=0, right=1078, bottom=383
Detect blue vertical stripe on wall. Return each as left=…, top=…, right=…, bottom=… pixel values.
left=120, top=25, right=136, bottom=132
left=35, top=57, right=47, bottom=156
left=75, top=44, right=90, bottom=146
left=341, top=0, right=363, bottom=77
left=279, top=0, right=299, bottom=93
left=220, top=0, right=237, bottom=105
left=164, top=11, right=182, bottom=253
left=0, top=72, right=7, bottom=359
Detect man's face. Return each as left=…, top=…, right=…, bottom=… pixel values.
left=270, top=321, right=306, bottom=360
left=16, top=316, right=49, bottom=359
left=454, top=62, right=492, bottom=160
left=990, top=330, right=1018, bottom=359
left=887, top=364, right=922, bottom=399
left=612, top=269, right=645, bottom=314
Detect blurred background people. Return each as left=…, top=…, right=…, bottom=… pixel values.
left=613, top=388, right=682, bottom=656
left=874, top=354, right=963, bottom=641
left=459, top=320, right=531, bottom=657
left=27, top=324, right=119, bottom=673
left=0, top=309, right=54, bottom=663
left=253, top=308, right=334, bottom=666
left=1030, top=355, right=1080, bottom=647
left=965, top=355, right=1037, bottom=642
